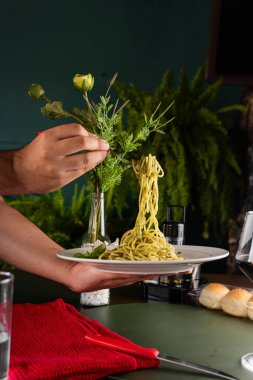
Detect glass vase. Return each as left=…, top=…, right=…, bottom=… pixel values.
left=80, top=191, right=110, bottom=307
left=82, top=192, right=110, bottom=247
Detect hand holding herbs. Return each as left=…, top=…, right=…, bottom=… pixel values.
left=28, top=73, right=174, bottom=194
left=3, top=123, right=109, bottom=195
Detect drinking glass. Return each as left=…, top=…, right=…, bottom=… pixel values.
left=0, top=272, right=14, bottom=380
left=235, top=211, right=253, bottom=371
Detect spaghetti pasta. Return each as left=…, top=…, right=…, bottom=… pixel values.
left=99, top=154, right=181, bottom=261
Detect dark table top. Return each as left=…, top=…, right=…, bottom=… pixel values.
left=11, top=268, right=253, bottom=306
left=83, top=302, right=253, bottom=380
left=10, top=269, right=253, bottom=379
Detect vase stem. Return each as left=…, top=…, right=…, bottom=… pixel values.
left=82, top=192, right=110, bottom=246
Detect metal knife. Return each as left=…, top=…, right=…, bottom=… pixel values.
left=85, top=334, right=239, bottom=380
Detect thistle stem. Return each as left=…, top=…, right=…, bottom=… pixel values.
left=105, top=73, right=118, bottom=98
left=154, top=101, right=174, bottom=121
left=43, top=95, right=52, bottom=103
left=84, top=91, right=92, bottom=113
left=66, top=112, right=84, bottom=126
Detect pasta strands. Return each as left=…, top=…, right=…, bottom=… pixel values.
left=99, top=154, right=181, bottom=261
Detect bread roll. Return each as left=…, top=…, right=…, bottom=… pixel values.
left=199, top=283, right=230, bottom=310
left=247, top=296, right=253, bottom=320
left=221, top=288, right=252, bottom=317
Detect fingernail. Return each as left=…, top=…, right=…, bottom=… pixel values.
left=101, top=141, right=109, bottom=149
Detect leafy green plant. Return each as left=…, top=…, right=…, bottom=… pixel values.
left=28, top=74, right=173, bottom=194
left=110, top=66, right=245, bottom=241
left=28, top=74, right=175, bottom=245
left=1, top=66, right=244, bottom=270
left=5, top=184, right=90, bottom=248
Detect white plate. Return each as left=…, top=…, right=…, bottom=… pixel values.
left=57, top=245, right=228, bottom=274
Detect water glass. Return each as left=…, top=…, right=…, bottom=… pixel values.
left=0, top=272, right=14, bottom=380
left=236, top=211, right=253, bottom=282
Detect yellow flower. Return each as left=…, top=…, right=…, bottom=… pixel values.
left=73, top=73, right=94, bottom=93
left=28, top=83, right=45, bottom=100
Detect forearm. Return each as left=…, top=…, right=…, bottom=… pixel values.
left=0, top=150, right=26, bottom=195
left=0, top=199, right=71, bottom=287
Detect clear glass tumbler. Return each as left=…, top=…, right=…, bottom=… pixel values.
left=235, top=211, right=253, bottom=372
left=0, top=272, right=14, bottom=380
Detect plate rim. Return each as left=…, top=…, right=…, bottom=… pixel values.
left=57, top=245, right=229, bottom=265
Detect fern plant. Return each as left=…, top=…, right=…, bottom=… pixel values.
left=1, top=66, right=245, bottom=271
left=5, top=184, right=90, bottom=248
left=0, top=184, right=92, bottom=269
left=110, top=66, right=245, bottom=241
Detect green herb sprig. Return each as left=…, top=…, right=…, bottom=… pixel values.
left=28, top=73, right=174, bottom=193
left=74, top=242, right=106, bottom=259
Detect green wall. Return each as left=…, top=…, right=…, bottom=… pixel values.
left=0, top=0, right=246, bottom=259
left=0, top=0, right=241, bottom=143
left=0, top=0, right=243, bottom=173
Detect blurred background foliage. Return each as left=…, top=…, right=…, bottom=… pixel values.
left=6, top=185, right=90, bottom=249
left=2, top=66, right=245, bottom=271
left=110, top=66, right=245, bottom=241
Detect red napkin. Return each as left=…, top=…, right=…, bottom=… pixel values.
left=9, top=298, right=159, bottom=380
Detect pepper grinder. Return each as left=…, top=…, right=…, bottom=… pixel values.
left=160, top=205, right=186, bottom=285
left=162, top=205, right=186, bottom=245
left=142, top=205, right=201, bottom=302
left=161, top=205, right=200, bottom=290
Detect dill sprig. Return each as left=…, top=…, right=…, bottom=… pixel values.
left=28, top=73, right=174, bottom=193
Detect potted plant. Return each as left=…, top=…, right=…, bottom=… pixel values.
left=110, top=66, right=245, bottom=243
left=27, top=73, right=174, bottom=247
left=0, top=66, right=244, bottom=271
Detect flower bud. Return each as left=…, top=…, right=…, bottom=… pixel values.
left=73, top=73, right=94, bottom=93
left=28, top=83, right=45, bottom=100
